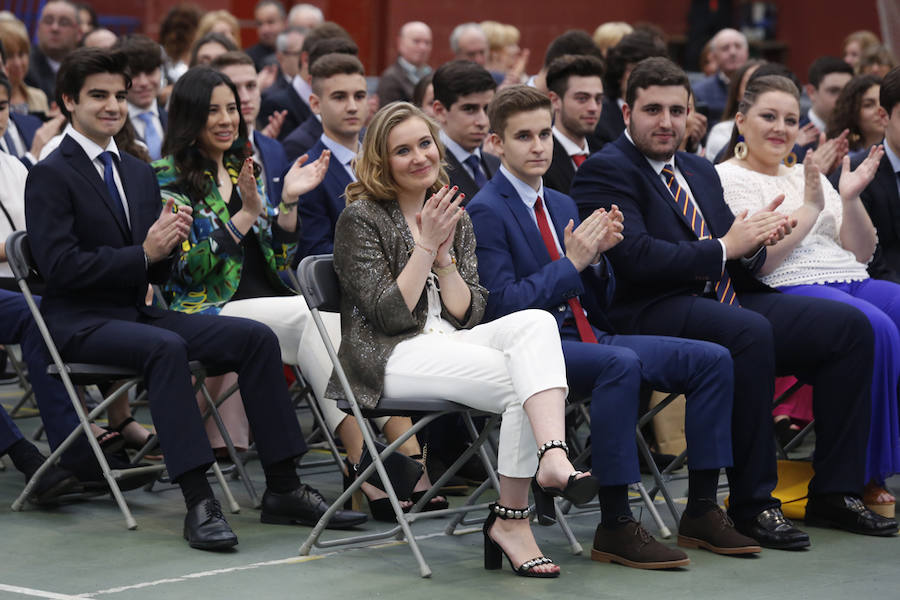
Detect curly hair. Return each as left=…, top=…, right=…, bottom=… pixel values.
left=827, top=74, right=882, bottom=150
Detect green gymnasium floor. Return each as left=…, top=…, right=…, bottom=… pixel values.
left=1, top=384, right=899, bottom=600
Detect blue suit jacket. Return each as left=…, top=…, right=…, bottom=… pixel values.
left=466, top=171, right=615, bottom=332
left=254, top=129, right=290, bottom=206
left=258, top=77, right=311, bottom=141
left=570, top=133, right=770, bottom=332
left=295, top=138, right=352, bottom=262
left=282, top=115, right=323, bottom=163
left=10, top=112, right=41, bottom=169
left=24, top=135, right=170, bottom=350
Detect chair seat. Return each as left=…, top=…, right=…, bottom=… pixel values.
left=48, top=360, right=219, bottom=385
left=336, top=397, right=473, bottom=417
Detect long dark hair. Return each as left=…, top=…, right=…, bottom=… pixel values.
left=162, top=66, right=250, bottom=199
left=721, top=59, right=764, bottom=121
left=721, top=74, right=800, bottom=162
left=827, top=74, right=882, bottom=150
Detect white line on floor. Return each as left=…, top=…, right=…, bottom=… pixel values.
left=0, top=583, right=91, bottom=600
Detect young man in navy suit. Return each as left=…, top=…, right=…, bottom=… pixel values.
left=117, top=34, right=168, bottom=161
left=25, top=47, right=365, bottom=551
left=295, top=53, right=367, bottom=260
left=468, top=86, right=759, bottom=569
left=571, top=57, right=897, bottom=548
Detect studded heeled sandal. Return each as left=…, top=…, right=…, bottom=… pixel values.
left=483, top=503, right=559, bottom=578
left=534, top=440, right=600, bottom=506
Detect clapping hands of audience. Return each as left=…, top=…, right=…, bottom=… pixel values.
left=808, top=129, right=849, bottom=175
left=281, top=150, right=331, bottom=204
left=839, top=143, right=885, bottom=202
left=416, top=185, right=465, bottom=263
left=237, top=157, right=264, bottom=217
left=261, top=109, right=287, bottom=139
left=722, top=194, right=794, bottom=258
left=143, top=198, right=193, bottom=263
left=564, top=207, right=623, bottom=271
left=803, top=150, right=826, bottom=212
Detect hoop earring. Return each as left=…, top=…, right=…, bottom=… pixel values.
left=784, top=152, right=798, bottom=168
left=734, top=134, right=748, bottom=160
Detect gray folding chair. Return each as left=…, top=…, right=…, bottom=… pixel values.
left=6, top=231, right=238, bottom=528
left=295, top=254, right=501, bottom=578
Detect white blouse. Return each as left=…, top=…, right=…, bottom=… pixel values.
left=0, top=152, right=27, bottom=278
left=716, top=161, right=870, bottom=288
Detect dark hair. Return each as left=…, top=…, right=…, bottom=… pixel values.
left=116, top=117, right=151, bottom=162
left=412, top=72, right=433, bottom=109
left=722, top=75, right=800, bottom=161
left=189, top=32, right=238, bottom=67
left=721, top=59, right=764, bottom=120
left=210, top=50, right=255, bottom=70
left=0, top=38, right=6, bottom=64
left=255, top=0, right=285, bottom=18
left=300, top=22, right=352, bottom=55
left=0, top=72, right=11, bottom=97
left=75, top=2, right=97, bottom=29
left=827, top=74, right=882, bottom=149
left=310, top=52, right=365, bottom=94
left=748, top=62, right=802, bottom=90
left=545, top=54, right=605, bottom=97
left=56, top=47, right=132, bottom=120
left=163, top=66, right=250, bottom=199
left=880, top=66, right=900, bottom=115
left=159, top=4, right=202, bottom=61
left=432, top=59, right=496, bottom=109
left=307, top=37, right=358, bottom=71
left=115, top=34, right=164, bottom=75
left=543, top=29, right=603, bottom=68
left=808, top=56, right=853, bottom=89
left=487, top=85, right=551, bottom=139
left=604, top=30, right=668, bottom=101
left=624, top=56, right=689, bottom=108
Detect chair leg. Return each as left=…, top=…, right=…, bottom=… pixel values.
left=291, top=366, right=344, bottom=472
left=210, top=461, right=240, bottom=514
left=633, top=482, right=672, bottom=538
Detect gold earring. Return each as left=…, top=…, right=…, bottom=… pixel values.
left=734, top=134, right=748, bottom=160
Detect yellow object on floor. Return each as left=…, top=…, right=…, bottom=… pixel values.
left=724, top=460, right=813, bottom=520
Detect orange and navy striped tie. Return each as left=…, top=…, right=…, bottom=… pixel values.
left=661, top=164, right=738, bottom=306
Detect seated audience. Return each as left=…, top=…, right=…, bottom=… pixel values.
left=692, top=28, right=749, bottom=125
left=827, top=74, right=885, bottom=152
left=706, top=60, right=763, bottom=162
left=288, top=3, right=324, bottom=29
left=469, top=86, right=755, bottom=568
left=699, top=39, right=717, bottom=77
left=412, top=72, right=434, bottom=118
left=331, top=100, right=600, bottom=577
left=859, top=45, right=897, bottom=79
left=543, top=54, right=605, bottom=194
left=528, top=29, right=603, bottom=95
left=432, top=60, right=499, bottom=200
left=0, top=19, right=49, bottom=115
left=481, top=21, right=526, bottom=86
left=377, top=21, right=432, bottom=106
left=117, top=34, right=167, bottom=161
left=26, top=0, right=80, bottom=104
left=246, top=0, right=286, bottom=71
left=450, top=22, right=488, bottom=66
left=843, top=30, right=881, bottom=72
left=158, top=3, right=201, bottom=84
left=803, top=57, right=854, bottom=138
left=718, top=73, right=900, bottom=518
left=81, top=27, right=117, bottom=49
left=592, top=22, right=632, bottom=58
left=189, top=32, right=238, bottom=67
left=75, top=2, right=95, bottom=37
left=25, top=47, right=367, bottom=550
left=195, top=10, right=241, bottom=47
left=257, top=27, right=308, bottom=136
left=572, top=56, right=896, bottom=547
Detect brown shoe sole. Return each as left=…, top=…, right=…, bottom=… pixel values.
left=677, top=535, right=761, bottom=555
left=590, top=548, right=690, bottom=569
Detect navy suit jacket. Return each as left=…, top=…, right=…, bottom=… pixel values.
left=254, top=129, right=291, bottom=206
left=11, top=112, right=40, bottom=150
left=693, top=72, right=728, bottom=124
left=467, top=171, right=615, bottom=332
left=282, top=115, right=323, bottom=163
left=295, top=138, right=352, bottom=262
left=24, top=135, right=170, bottom=350
left=592, top=96, right=625, bottom=147
left=444, top=149, right=500, bottom=202
left=24, top=47, right=56, bottom=105
left=544, top=133, right=602, bottom=195
left=570, top=133, right=770, bottom=332
left=259, top=77, right=311, bottom=141
left=846, top=150, right=900, bottom=282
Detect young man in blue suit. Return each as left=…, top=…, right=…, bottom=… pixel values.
left=571, top=57, right=897, bottom=548
left=25, top=47, right=365, bottom=551
left=468, top=86, right=759, bottom=569
left=295, top=53, right=367, bottom=260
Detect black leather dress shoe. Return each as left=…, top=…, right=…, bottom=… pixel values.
left=734, top=508, right=810, bottom=550
left=260, top=484, right=368, bottom=529
left=183, top=498, right=238, bottom=551
left=806, top=494, right=899, bottom=537
left=28, top=464, right=81, bottom=505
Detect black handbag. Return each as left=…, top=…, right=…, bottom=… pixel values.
left=355, top=441, right=424, bottom=500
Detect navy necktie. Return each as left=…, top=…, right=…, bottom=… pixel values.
left=99, top=151, right=129, bottom=229
left=3, top=130, right=19, bottom=158
left=464, top=154, right=488, bottom=189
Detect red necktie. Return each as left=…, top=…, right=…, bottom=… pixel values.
left=534, top=196, right=598, bottom=343
left=661, top=164, right=738, bottom=306
left=572, top=153, right=588, bottom=168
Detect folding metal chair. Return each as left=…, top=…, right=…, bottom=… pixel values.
left=3, top=345, right=35, bottom=417
left=6, top=231, right=237, bottom=529
left=295, top=254, right=501, bottom=578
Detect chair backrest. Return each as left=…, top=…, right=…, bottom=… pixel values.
left=296, top=254, right=341, bottom=312
left=6, top=231, right=41, bottom=284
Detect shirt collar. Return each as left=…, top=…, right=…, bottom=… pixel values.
left=807, top=108, right=826, bottom=133
left=499, top=164, right=544, bottom=207
left=439, top=129, right=480, bottom=166
left=292, top=75, right=312, bottom=106
left=320, top=132, right=358, bottom=167
left=64, top=124, right=120, bottom=163
left=552, top=125, right=587, bottom=156
left=397, top=56, right=431, bottom=82
left=884, top=137, right=900, bottom=174
left=127, top=100, right=158, bottom=119
left=624, top=128, right=674, bottom=174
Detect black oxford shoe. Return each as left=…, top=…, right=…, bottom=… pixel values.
left=260, top=484, right=368, bottom=529
left=805, top=494, right=899, bottom=537
left=734, top=508, right=810, bottom=550
left=183, top=498, right=238, bottom=551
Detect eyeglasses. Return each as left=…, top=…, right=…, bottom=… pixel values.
left=40, top=16, right=76, bottom=28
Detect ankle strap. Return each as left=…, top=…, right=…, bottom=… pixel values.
left=536, top=440, right=569, bottom=461
left=490, top=503, right=532, bottom=520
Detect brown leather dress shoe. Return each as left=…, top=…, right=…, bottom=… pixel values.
left=678, top=504, right=762, bottom=555
left=591, top=517, right=690, bottom=569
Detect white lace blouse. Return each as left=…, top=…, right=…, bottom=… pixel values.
left=716, top=161, right=870, bottom=288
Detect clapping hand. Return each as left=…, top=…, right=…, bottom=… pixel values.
left=237, top=158, right=264, bottom=216
left=261, top=109, right=287, bottom=139
left=722, top=194, right=791, bottom=258
left=595, top=205, right=625, bottom=256
left=143, top=198, right=193, bottom=263
left=808, top=129, right=849, bottom=175
left=281, top=151, right=331, bottom=204
left=839, top=143, right=884, bottom=202
left=802, top=150, right=826, bottom=212
left=416, top=185, right=465, bottom=262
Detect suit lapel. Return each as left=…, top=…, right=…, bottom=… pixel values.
left=494, top=173, right=553, bottom=265
left=444, top=152, right=478, bottom=198
left=61, top=137, right=132, bottom=240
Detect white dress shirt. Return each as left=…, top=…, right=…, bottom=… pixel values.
left=319, top=133, right=358, bottom=181
left=63, top=125, right=130, bottom=227
left=440, top=130, right=482, bottom=180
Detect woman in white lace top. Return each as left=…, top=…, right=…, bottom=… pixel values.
left=716, top=74, right=900, bottom=515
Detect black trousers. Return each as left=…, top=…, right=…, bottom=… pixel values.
left=635, top=291, right=874, bottom=521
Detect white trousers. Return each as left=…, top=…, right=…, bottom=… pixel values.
left=384, top=309, right=568, bottom=478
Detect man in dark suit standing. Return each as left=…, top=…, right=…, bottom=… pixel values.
left=572, top=57, right=897, bottom=548
left=25, top=47, right=365, bottom=550
left=377, top=22, right=432, bottom=106
left=469, top=86, right=758, bottom=568
left=544, top=55, right=604, bottom=195
left=25, top=0, right=81, bottom=104
left=432, top=60, right=499, bottom=201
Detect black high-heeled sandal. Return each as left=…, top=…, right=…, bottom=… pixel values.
left=533, top=440, right=599, bottom=507
left=483, top=503, right=559, bottom=578
left=342, top=458, right=402, bottom=522
left=408, top=453, right=449, bottom=513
